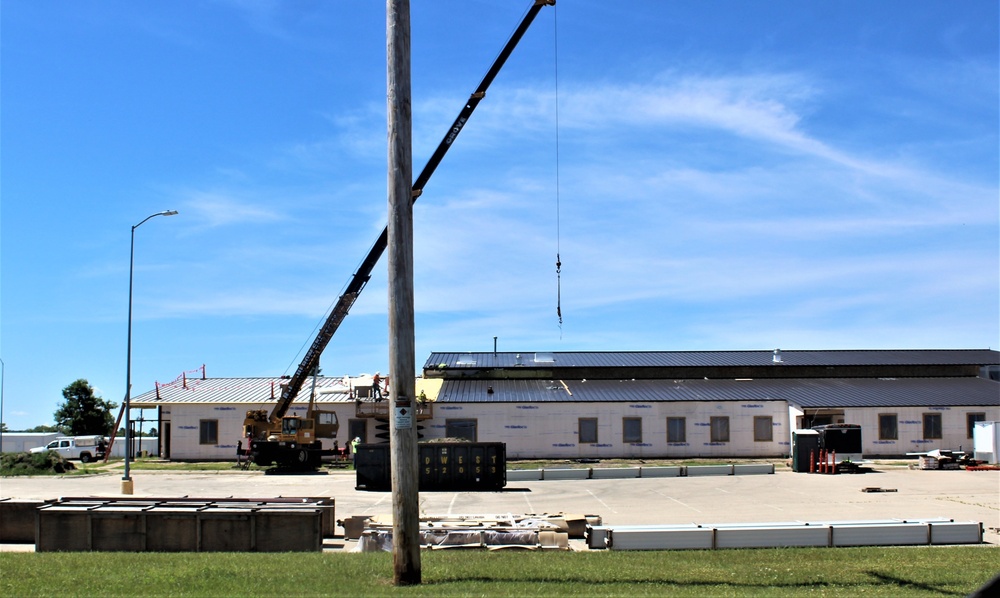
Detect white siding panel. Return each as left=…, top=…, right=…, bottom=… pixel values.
left=929, top=521, right=983, bottom=545
left=167, top=403, right=355, bottom=461
left=847, top=406, right=1000, bottom=457
left=831, top=523, right=929, bottom=547
left=715, top=526, right=829, bottom=548
left=423, top=401, right=789, bottom=459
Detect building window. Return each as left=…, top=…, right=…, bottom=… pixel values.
left=623, top=417, right=642, bottom=444
left=878, top=414, right=898, bottom=440
left=967, top=413, right=986, bottom=439
left=923, top=413, right=942, bottom=440
left=446, top=419, right=478, bottom=442
left=710, top=417, right=729, bottom=443
left=199, top=420, right=218, bottom=445
left=753, top=416, right=773, bottom=442
left=579, top=418, right=598, bottom=444
left=667, top=417, right=686, bottom=443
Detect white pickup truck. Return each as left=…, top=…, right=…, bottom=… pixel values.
left=30, top=435, right=107, bottom=463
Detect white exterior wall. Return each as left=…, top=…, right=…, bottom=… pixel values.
left=846, top=405, right=1000, bottom=457
left=2, top=433, right=160, bottom=457
left=424, top=401, right=789, bottom=459
left=1, top=433, right=60, bottom=453
left=159, top=400, right=999, bottom=461
left=163, top=403, right=356, bottom=460
left=107, top=437, right=159, bottom=458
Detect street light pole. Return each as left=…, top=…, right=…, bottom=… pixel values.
left=122, top=210, right=177, bottom=495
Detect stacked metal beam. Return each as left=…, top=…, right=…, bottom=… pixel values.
left=588, top=518, right=983, bottom=550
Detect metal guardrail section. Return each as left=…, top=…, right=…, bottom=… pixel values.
left=587, top=518, right=984, bottom=550
left=354, top=400, right=433, bottom=420
left=505, top=463, right=774, bottom=482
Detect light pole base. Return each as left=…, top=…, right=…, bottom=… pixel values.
left=120, top=479, right=134, bottom=495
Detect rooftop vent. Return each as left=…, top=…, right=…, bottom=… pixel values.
left=534, top=352, right=555, bottom=364
left=773, top=349, right=783, bottom=364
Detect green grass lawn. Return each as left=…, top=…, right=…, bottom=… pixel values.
left=2, top=546, right=996, bottom=597
left=126, top=459, right=261, bottom=471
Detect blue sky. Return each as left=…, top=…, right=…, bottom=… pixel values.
left=1, top=1, right=997, bottom=431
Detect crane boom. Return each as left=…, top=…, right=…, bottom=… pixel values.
left=268, top=0, right=555, bottom=423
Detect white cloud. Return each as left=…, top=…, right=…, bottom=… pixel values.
left=178, top=191, right=288, bottom=228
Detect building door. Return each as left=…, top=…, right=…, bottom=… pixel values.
left=163, top=422, right=171, bottom=459
left=348, top=419, right=367, bottom=444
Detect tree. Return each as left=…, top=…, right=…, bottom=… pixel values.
left=23, top=424, right=64, bottom=433
left=53, top=379, right=117, bottom=436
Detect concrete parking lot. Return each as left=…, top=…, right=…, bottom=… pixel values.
left=3, top=465, right=998, bottom=549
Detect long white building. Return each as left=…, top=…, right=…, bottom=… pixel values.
left=132, top=349, right=999, bottom=461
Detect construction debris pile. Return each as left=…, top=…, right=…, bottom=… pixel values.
left=342, top=512, right=599, bottom=552
left=913, top=449, right=992, bottom=470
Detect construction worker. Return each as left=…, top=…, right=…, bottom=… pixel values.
left=372, top=372, right=383, bottom=401
left=351, top=436, right=360, bottom=462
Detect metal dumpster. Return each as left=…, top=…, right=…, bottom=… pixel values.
left=791, top=429, right=820, bottom=472
left=355, top=442, right=506, bottom=492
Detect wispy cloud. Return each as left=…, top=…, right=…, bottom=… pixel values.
left=136, top=65, right=997, bottom=357
left=178, top=190, right=288, bottom=228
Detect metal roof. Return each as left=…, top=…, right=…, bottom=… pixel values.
left=130, top=376, right=357, bottom=406
left=424, top=349, right=999, bottom=370
left=132, top=369, right=998, bottom=410
left=435, top=377, right=1000, bottom=408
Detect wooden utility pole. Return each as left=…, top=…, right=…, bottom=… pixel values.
left=386, top=0, right=420, bottom=586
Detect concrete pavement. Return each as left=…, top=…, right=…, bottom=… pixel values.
left=2, top=465, right=998, bottom=548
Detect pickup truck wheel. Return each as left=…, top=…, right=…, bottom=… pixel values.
left=80, top=453, right=92, bottom=463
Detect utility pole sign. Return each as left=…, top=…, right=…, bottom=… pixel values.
left=394, top=403, right=413, bottom=430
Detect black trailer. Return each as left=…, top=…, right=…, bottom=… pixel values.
left=812, top=423, right=864, bottom=472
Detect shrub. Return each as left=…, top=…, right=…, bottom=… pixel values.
left=0, top=451, right=76, bottom=476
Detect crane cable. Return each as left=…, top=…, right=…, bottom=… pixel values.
left=553, top=5, right=563, bottom=335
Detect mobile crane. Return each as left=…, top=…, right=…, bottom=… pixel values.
left=243, top=0, right=555, bottom=469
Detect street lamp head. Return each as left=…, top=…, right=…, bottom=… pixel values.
left=161, top=210, right=179, bottom=216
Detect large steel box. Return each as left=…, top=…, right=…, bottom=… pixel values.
left=0, top=499, right=47, bottom=543
left=36, top=507, right=92, bottom=552
left=145, top=509, right=199, bottom=552
left=91, top=509, right=146, bottom=552
left=255, top=509, right=322, bottom=552
left=199, top=509, right=253, bottom=552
